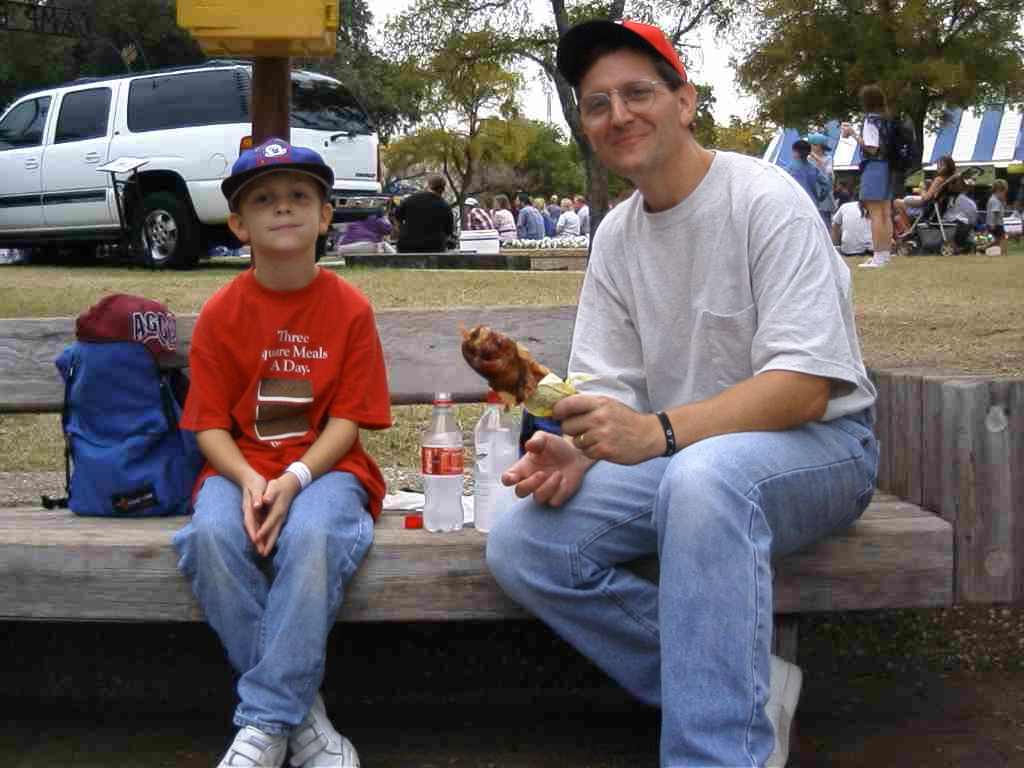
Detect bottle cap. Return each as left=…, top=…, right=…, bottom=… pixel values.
left=486, top=390, right=502, bottom=404
left=404, top=513, right=423, bottom=529
left=433, top=392, right=453, bottom=405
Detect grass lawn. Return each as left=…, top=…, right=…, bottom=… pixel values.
left=1, top=244, right=1022, bottom=474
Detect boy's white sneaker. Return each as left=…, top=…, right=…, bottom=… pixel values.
left=289, top=693, right=360, bottom=767
left=218, top=726, right=288, bottom=767
left=765, top=654, right=803, bottom=768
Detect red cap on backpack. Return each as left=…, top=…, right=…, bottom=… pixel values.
left=76, top=294, right=187, bottom=369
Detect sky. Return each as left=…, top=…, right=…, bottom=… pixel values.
left=369, top=0, right=755, bottom=130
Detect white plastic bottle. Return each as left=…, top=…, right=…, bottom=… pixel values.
left=421, top=392, right=464, bottom=532
left=473, top=391, right=520, bottom=533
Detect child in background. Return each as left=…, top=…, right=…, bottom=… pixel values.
left=987, top=179, right=1009, bottom=257
left=173, top=138, right=391, bottom=768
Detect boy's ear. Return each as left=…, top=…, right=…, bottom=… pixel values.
left=227, top=211, right=250, bottom=244
left=319, top=201, right=333, bottom=234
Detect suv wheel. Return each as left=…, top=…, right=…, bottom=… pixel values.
left=136, top=190, right=199, bottom=269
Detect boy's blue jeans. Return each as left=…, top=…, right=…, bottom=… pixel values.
left=173, top=471, right=373, bottom=735
left=487, top=411, right=878, bottom=767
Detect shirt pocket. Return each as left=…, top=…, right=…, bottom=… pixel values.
left=694, top=304, right=757, bottom=393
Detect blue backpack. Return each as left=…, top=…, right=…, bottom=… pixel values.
left=47, top=297, right=203, bottom=517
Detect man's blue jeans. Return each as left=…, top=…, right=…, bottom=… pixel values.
left=487, top=411, right=878, bottom=767
left=173, top=472, right=373, bottom=735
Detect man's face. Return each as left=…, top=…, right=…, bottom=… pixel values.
left=229, top=171, right=332, bottom=254
left=578, top=49, right=693, bottom=182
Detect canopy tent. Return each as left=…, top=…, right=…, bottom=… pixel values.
left=762, top=105, right=1024, bottom=172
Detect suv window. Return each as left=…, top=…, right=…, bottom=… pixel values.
left=0, top=97, right=52, bottom=150
left=128, top=69, right=249, bottom=132
left=54, top=88, right=112, bottom=144
left=291, top=76, right=372, bottom=134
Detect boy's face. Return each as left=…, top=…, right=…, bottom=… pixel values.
left=228, top=171, right=333, bottom=255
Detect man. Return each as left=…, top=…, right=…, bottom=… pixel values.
left=547, top=194, right=563, bottom=222
left=573, top=194, right=591, bottom=236
left=394, top=174, right=454, bottom=252
left=464, top=197, right=495, bottom=231
left=516, top=192, right=546, bottom=240
left=486, top=19, right=877, bottom=768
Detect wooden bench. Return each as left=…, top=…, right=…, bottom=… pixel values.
left=2, top=307, right=1021, bottom=660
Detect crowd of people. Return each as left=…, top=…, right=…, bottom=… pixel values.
left=783, top=87, right=1017, bottom=267
left=334, top=176, right=594, bottom=254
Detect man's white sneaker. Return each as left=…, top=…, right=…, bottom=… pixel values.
left=289, top=693, right=360, bottom=767
left=765, top=654, right=803, bottom=768
left=218, top=726, right=288, bottom=767
left=857, top=257, right=886, bottom=268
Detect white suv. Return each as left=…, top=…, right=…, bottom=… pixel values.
left=0, top=61, right=383, bottom=268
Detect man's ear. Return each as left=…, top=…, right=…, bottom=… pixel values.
left=319, top=201, right=333, bottom=234
left=227, top=211, right=249, bottom=244
left=676, top=81, right=698, bottom=131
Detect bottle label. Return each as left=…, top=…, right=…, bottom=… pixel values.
left=421, top=446, right=464, bottom=476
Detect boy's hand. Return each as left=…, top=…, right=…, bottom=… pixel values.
left=254, top=473, right=302, bottom=556
left=241, top=472, right=269, bottom=546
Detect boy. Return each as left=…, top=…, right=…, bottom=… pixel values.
left=173, top=138, right=391, bottom=767
left=987, top=179, right=1009, bottom=257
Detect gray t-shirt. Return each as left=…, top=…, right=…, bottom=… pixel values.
left=568, top=151, right=875, bottom=422
left=987, top=195, right=1005, bottom=228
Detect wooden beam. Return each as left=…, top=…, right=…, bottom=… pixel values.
left=0, top=496, right=953, bottom=622
left=252, top=57, right=291, bottom=143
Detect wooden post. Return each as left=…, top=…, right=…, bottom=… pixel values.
left=252, top=57, right=291, bottom=143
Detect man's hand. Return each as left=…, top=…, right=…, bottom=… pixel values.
left=502, top=431, right=592, bottom=507
left=241, top=472, right=269, bottom=547
left=554, top=395, right=664, bottom=465
left=253, top=473, right=302, bottom=557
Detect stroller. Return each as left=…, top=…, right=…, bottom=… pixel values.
left=894, top=167, right=981, bottom=256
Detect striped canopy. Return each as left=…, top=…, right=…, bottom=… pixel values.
left=762, top=105, right=1024, bottom=172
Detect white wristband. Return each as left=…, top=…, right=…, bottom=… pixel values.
left=285, top=461, right=312, bottom=491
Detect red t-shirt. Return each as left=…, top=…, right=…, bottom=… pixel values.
left=182, top=267, right=392, bottom=518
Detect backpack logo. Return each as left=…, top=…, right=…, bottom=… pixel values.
left=131, top=311, right=177, bottom=353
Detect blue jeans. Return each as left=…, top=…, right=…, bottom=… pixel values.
left=487, top=411, right=878, bottom=767
left=173, top=472, right=373, bottom=735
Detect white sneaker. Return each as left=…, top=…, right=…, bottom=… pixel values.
left=289, top=693, right=360, bottom=767
left=765, top=655, right=803, bottom=768
left=218, top=726, right=288, bottom=767
left=857, top=256, right=886, bottom=268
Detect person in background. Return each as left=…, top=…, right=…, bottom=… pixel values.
left=537, top=197, right=558, bottom=237
left=395, top=174, right=455, bottom=253
left=942, top=175, right=978, bottom=253
left=574, top=194, right=591, bottom=236
left=893, top=155, right=956, bottom=233
left=516, top=192, right=546, bottom=240
left=834, top=180, right=853, bottom=207
left=465, top=197, right=495, bottom=231
left=336, top=208, right=395, bottom=255
left=556, top=196, right=581, bottom=236
left=807, top=133, right=836, bottom=228
left=492, top=194, right=518, bottom=241
left=547, top=194, right=563, bottom=222
left=843, top=85, right=898, bottom=269
left=986, top=179, right=1009, bottom=257
left=786, top=139, right=829, bottom=211
left=832, top=200, right=873, bottom=257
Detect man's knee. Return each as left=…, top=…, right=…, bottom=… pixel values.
left=654, top=441, right=744, bottom=536
left=485, top=508, right=525, bottom=594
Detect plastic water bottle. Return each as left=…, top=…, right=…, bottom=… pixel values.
left=421, top=392, right=464, bottom=532
left=473, top=391, right=520, bottom=533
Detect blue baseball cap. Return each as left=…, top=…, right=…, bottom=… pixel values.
left=222, top=138, right=335, bottom=208
left=806, top=132, right=831, bottom=148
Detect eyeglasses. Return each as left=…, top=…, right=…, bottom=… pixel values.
left=579, top=80, right=671, bottom=125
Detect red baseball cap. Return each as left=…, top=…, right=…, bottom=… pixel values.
left=76, top=294, right=187, bottom=369
left=556, top=19, right=688, bottom=89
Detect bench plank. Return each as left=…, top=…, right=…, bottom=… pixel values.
left=0, top=307, right=577, bottom=413
left=0, top=497, right=953, bottom=622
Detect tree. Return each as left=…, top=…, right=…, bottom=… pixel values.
left=714, top=116, right=773, bottom=156
left=382, top=31, right=521, bottom=219
left=734, top=0, right=1024, bottom=166
left=384, top=0, right=741, bottom=234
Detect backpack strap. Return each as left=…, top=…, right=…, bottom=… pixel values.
left=41, top=362, right=72, bottom=510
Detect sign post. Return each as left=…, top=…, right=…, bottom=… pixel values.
left=177, top=0, right=339, bottom=143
